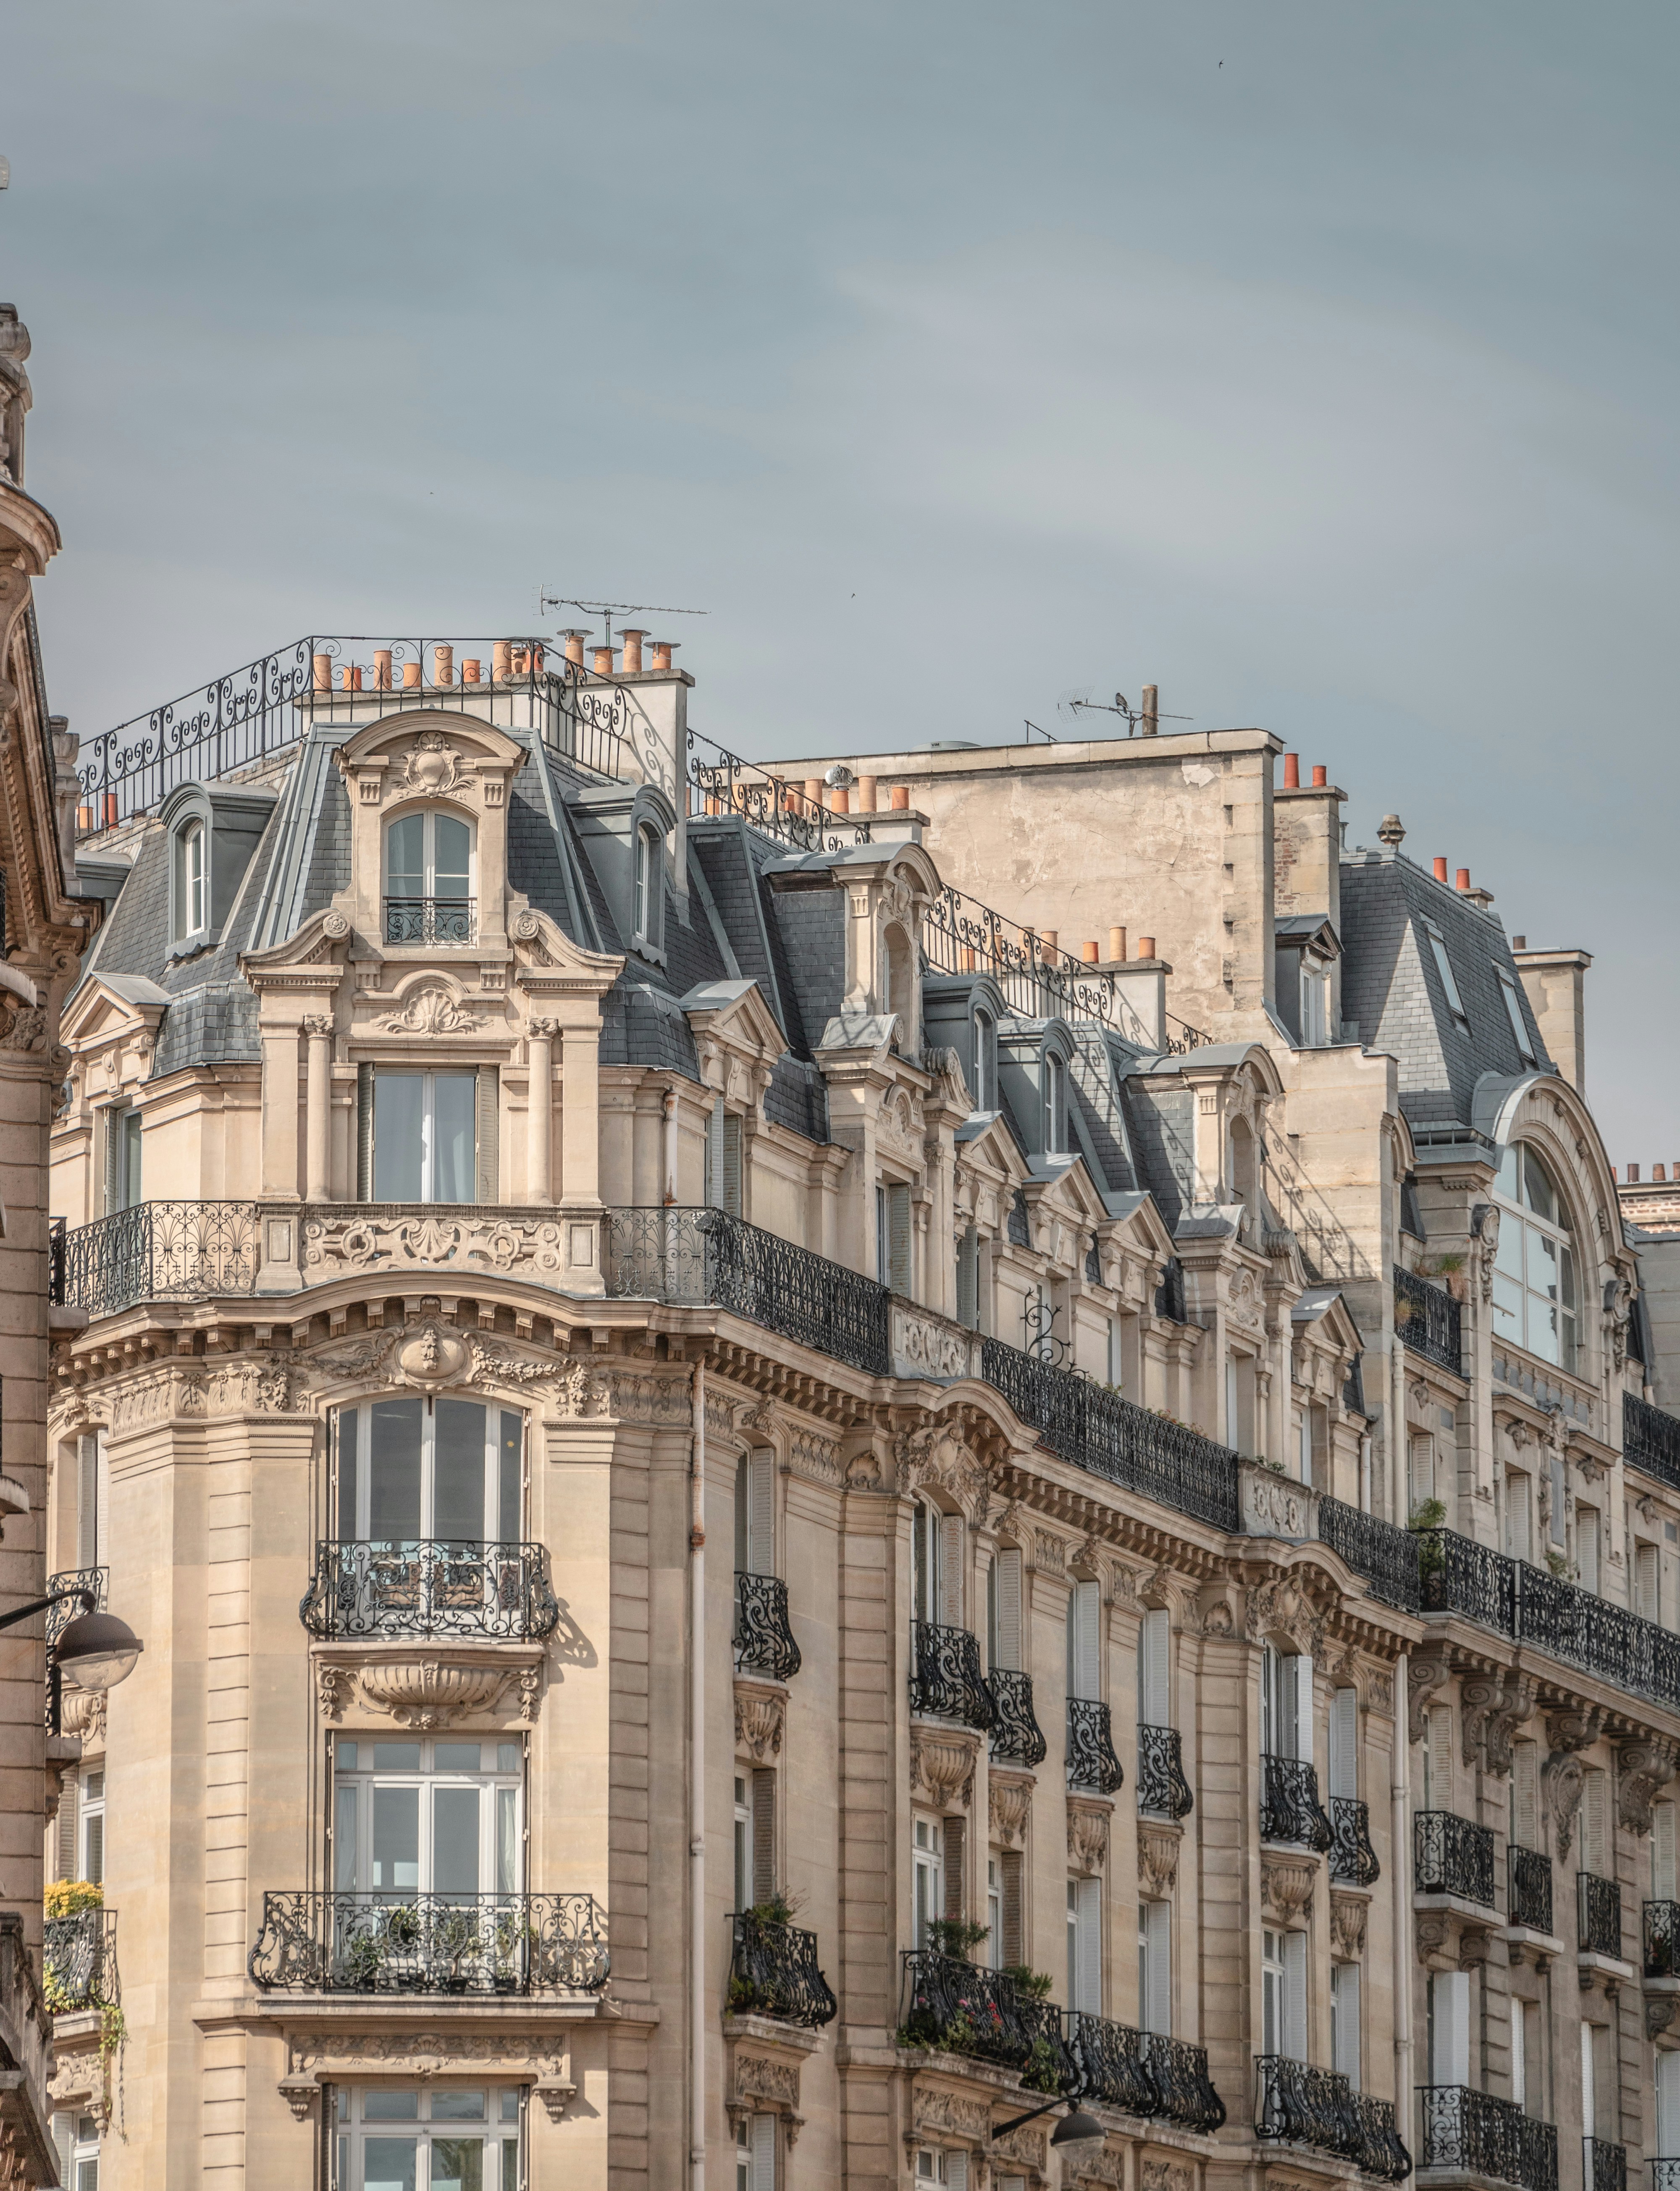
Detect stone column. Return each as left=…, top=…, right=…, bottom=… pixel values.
left=259, top=1022, right=302, bottom=1199
left=302, top=1017, right=333, bottom=1202
left=559, top=1023, right=600, bottom=1207
left=527, top=1019, right=557, bottom=1204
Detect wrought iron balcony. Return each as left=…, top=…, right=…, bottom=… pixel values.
left=299, top=1540, right=559, bottom=1642
left=1317, top=1495, right=1421, bottom=1613
left=1061, top=2015, right=1226, bottom=2129
left=1260, top=1755, right=1332, bottom=1851
left=248, top=1891, right=609, bottom=1996
left=1355, top=2096, right=1414, bottom=2184
left=910, top=1622, right=995, bottom=1732
left=1587, top=2144, right=1628, bottom=2191
left=1137, top=1725, right=1194, bottom=1820
left=45, top=1568, right=108, bottom=1651
left=1579, top=1873, right=1622, bottom=1960
left=1508, top=1845, right=1553, bottom=1935
left=1067, top=1698, right=1125, bottom=1795
left=47, top=1213, right=64, bottom=1305
left=1626, top=1393, right=1680, bottom=1495
left=734, top=1573, right=801, bottom=1681
left=986, top=1668, right=1047, bottom=1768
left=1645, top=1900, right=1680, bottom=1977
left=43, top=1906, right=118, bottom=2017
left=1329, top=1796, right=1380, bottom=1887
left=1394, top=1263, right=1463, bottom=1376
left=384, top=895, right=477, bottom=946
left=1418, top=2086, right=1556, bottom=2191
left=1651, top=2162, right=1680, bottom=2191
left=1139, top=2032, right=1228, bottom=2134
left=1254, top=2056, right=1382, bottom=2170
left=898, top=1949, right=1035, bottom=2071
left=727, top=1913, right=836, bottom=2028
left=55, top=1199, right=261, bottom=1317
left=1414, top=1811, right=1494, bottom=1907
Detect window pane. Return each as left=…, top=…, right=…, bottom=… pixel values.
left=499, top=1415, right=522, bottom=1543
left=433, top=1399, right=487, bottom=1542
left=338, top=1409, right=360, bottom=1538
left=432, top=2094, right=487, bottom=2122
left=502, top=2139, right=518, bottom=2191
left=365, top=2140, right=420, bottom=2191
left=432, top=1785, right=481, bottom=1896
left=366, top=2093, right=421, bottom=2121
left=375, top=1073, right=427, bottom=1202
left=1523, top=1149, right=1558, bottom=1224
left=372, top=1787, right=421, bottom=1892
left=433, top=1075, right=478, bottom=1204
left=496, top=1787, right=517, bottom=1896
left=388, top=815, right=425, bottom=896
left=369, top=1397, right=424, bottom=1540
left=433, top=816, right=471, bottom=897
left=336, top=1782, right=359, bottom=1889
left=429, top=2141, right=484, bottom=2191
left=434, top=1743, right=483, bottom=1771
left=372, top=1742, right=422, bottom=1771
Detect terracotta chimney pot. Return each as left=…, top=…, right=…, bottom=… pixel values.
left=562, top=630, right=589, bottom=666
left=76, top=804, right=93, bottom=832
left=402, top=661, right=422, bottom=689
left=1630, top=1163, right=1641, bottom=1183
left=1041, top=930, right=1058, bottom=965
left=620, top=628, right=647, bottom=674
left=1512, top=934, right=1527, bottom=950
left=339, top=665, right=353, bottom=690
left=1109, top=925, right=1126, bottom=962
left=1311, top=764, right=1327, bottom=787
left=1433, top=856, right=1449, bottom=882
left=650, top=641, right=675, bottom=672
left=592, top=647, right=616, bottom=677
left=856, top=775, right=878, bottom=813
left=1456, top=868, right=1471, bottom=892
left=313, top=653, right=332, bottom=691
left=432, top=645, right=454, bottom=687
left=492, top=641, right=511, bottom=682
left=374, top=648, right=393, bottom=690
left=1283, top=753, right=1300, bottom=789
left=828, top=785, right=849, bottom=813
left=463, top=658, right=481, bottom=685
left=804, top=779, right=824, bottom=808
left=103, top=795, right=119, bottom=829
left=1081, top=940, right=1099, bottom=963
left=1656, top=1164, right=1668, bottom=1182
left=1137, top=936, right=1156, bottom=960
left=961, top=947, right=976, bottom=973
left=890, top=785, right=910, bottom=811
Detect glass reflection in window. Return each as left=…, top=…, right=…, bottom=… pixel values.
left=1492, top=1144, right=1577, bottom=1372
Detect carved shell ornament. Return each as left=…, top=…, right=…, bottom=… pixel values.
left=378, top=987, right=483, bottom=1036
left=402, top=731, right=466, bottom=797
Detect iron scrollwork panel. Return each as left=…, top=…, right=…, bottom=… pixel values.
left=727, top=1913, right=836, bottom=2028
left=1329, top=1797, right=1380, bottom=1887
left=298, top=1540, right=560, bottom=1642
left=1260, top=1755, right=1332, bottom=1851
left=249, top=1891, right=609, bottom=1996
left=1066, top=1699, right=1124, bottom=1795
left=1137, top=1724, right=1194, bottom=1819
left=910, top=1622, right=995, bottom=1732
left=734, top=1572, right=802, bottom=1681
left=986, top=1667, right=1047, bottom=1768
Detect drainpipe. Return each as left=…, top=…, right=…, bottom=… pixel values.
left=690, top=1359, right=707, bottom=2191
left=1393, top=1653, right=1413, bottom=2145
left=664, top=1088, right=680, bottom=1205
left=1390, top=1336, right=1407, bottom=1525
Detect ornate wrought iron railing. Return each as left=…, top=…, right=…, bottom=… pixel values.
left=47, top=1214, right=64, bottom=1305
left=1509, top=1845, right=1553, bottom=1935
left=1018, top=1995, right=1081, bottom=2096
left=1587, top=2142, right=1628, bottom=2191
left=726, top=1913, right=836, bottom=2028
left=1625, top=1394, right=1680, bottom=1494
left=1318, top=1496, right=1420, bottom=1612
left=299, top=1540, right=559, bottom=1642
left=1393, top=1263, right=1463, bottom=1376
left=1651, top=2160, right=1680, bottom=2191
left=1416, top=1527, right=1517, bottom=1631
left=1418, top=2086, right=1556, bottom=2191
left=979, top=1333, right=1240, bottom=1532
left=1066, top=1699, right=1124, bottom=1794
left=1579, top=1872, right=1622, bottom=1960
left=45, top=1568, right=108, bottom=1651
left=602, top=1207, right=891, bottom=1377
left=1253, top=2056, right=1368, bottom=2167
left=1329, top=1797, right=1379, bottom=1887
left=1140, top=2033, right=1228, bottom=2134
left=687, top=728, right=872, bottom=855
left=1645, top=1900, right=1680, bottom=1977
left=734, top=1573, right=801, bottom=1681
left=1414, top=1811, right=1494, bottom=1907
left=1260, top=1755, right=1332, bottom=1851
left=384, top=895, right=476, bottom=946
left=249, top=1890, right=609, bottom=1995
left=56, top=1199, right=262, bottom=1317
left=898, top=1949, right=1034, bottom=2070
left=1354, top=2095, right=1414, bottom=2183
left=986, top=1668, right=1047, bottom=1768
left=1137, top=1725, right=1194, bottom=1820
left=1064, top=2010, right=1155, bottom=2114
left=910, top=1622, right=995, bottom=1731
left=43, top=1907, right=118, bottom=2016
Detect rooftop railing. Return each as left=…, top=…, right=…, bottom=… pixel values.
left=687, top=727, right=872, bottom=855
left=1393, top=1263, right=1463, bottom=1378
left=1626, top=1392, right=1680, bottom=1495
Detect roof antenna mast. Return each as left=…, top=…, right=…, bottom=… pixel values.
left=539, top=594, right=710, bottom=653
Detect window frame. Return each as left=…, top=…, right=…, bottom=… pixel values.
left=1491, top=1142, right=1579, bottom=1374
left=333, top=2083, right=522, bottom=2191
left=971, top=1006, right=994, bottom=1113
left=332, top=1396, right=524, bottom=1545
left=383, top=806, right=475, bottom=905
left=1422, top=918, right=1468, bottom=1027
left=172, top=818, right=207, bottom=945
left=1498, top=969, right=1537, bottom=1065
left=329, top=1733, right=525, bottom=1898
left=370, top=1066, right=481, bottom=1204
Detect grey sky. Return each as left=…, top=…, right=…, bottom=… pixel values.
left=3, top=2, right=1675, bottom=1159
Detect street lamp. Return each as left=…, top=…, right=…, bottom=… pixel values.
left=0, top=1585, right=144, bottom=1728
left=990, top=2099, right=1107, bottom=2151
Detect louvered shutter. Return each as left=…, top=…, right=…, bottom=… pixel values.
left=1426, top=1705, right=1454, bottom=1815
left=888, top=1183, right=913, bottom=1296
left=1579, top=1509, right=1601, bottom=1596
left=956, top=1225, right=978, bottom=1329
left=1069, top=1580, right=1100, bottom=1703
left=76, top=1434, right=98, bottom=1569
left=102, top=1108, right=119, bottom=1216
left=723, top=1112, right=743, bottom=1219
left=1334, top=1962, right=1362, bottom=2087
left=1581, top=2023, right=1596, bottom=2141
left=1512, top=1742, right=1539, bottom=1852
left=1291, top=1654, right=1314, bottom=1766
left=751, top=1768, right=776, bottom=1906
left=1143, top=1899, right=1172, bottom=2035
left=474, top=1066, right=499, bottom=1204
left=1549, top=1455, right=1566, bottom=1544
left=750, top=2111, right=777, bottom=2191
left=943, top=1815, right=966, bottom=1923
left=1074, top=1876, right=1102, bottom=2014
left=1282, top=1930, right=1308, bottom=2061
left=356, top=1063, right=374, bottom=1200
left=1330, top=1687, right=1358, bottom=1802
left=1658, top=2048, right=1680, bottom=2157
left=1509, top=1997, right=1526, bottom=2108
left=706, top=1097, right=724, bottom=1208
left=746, top=1451, right=774, bottom=1577
left=1656, top=1803, right=1677, bottom=1901
left=995, top=1550, right=1022, bottom=1674
left=1261, top=1645, right=1278, bottom=1756
left=1001, top=1851, right=1023, bottom=1965
left=1667, top=1549, right=1680, bottom=1635
left=937, top=1515, right=964, bottom=1628
left=55, top=1776, right=76, bottom=1883
left=1139, top=1608, right=1170, bottom=1728
left=1640, top=1543, right=1662, bottom=1624
left=1430, top=1970, right=1469, bottom=2086
left=1584, top=1770, right=1610, bottom=1878
left=51, top=2117, right=71, bottom=2187
left=1509, top=1478, right=1532, bottom=1563
left=944, top=2154, right=969, bottom=2191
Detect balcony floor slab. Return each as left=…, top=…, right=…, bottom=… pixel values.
left=1502, top=1925, right=1564, bottom=1959
left=1415, top=1892, right=1498, bottom=1925
left=1577, top=1950, right=1635, bottom=1981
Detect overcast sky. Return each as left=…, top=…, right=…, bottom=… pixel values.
left=3, top=2, right=1676, bottom=1160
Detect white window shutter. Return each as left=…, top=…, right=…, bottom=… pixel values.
left=1330, top=1687, right=1358, bottom=1802
left=1431, top=1970, right=1470, bottom=2086
left=1139, top=1608, right=1170, bottom=1727
left=937, top=1515, right=965, bottom=1628
left=995, top=1550, right=1022, bottom=1674
left=76, top=1434, right=99, bottom=1570
left=956, top=1225, right=978, bottom=1329
left=944, top=2154, right=969, bottom=2191
left=1143, top=1899, right=1172, bottom=2035
left=1510, top=1998, right=1526, bottom=2108
left=1656, top=1802, right=1677, bottom=1902
left=1581, top=2023, right=1596, bottom=2141
left=750, top=2110, right=777, bottom=2191
left=1072, top=1580, right=1101, bottom=1702
left=1261, top=1645, right=1278, bottom=1755
left=889, top=1183, right=913, bottom=1296
left=1657, top=2047, right=1680, bottom=2157
left=1579, top=1509, right=1601, bottom=1597
left=1426, top=1705, right=1453, bottom=1815
left=1513, top=1742, right=1539, bottom=1851
left=746, top=1450, right=774, bottom=1577
left=706, top=1096, right=725, bottom=1208
left=1282, top=1931, right=1308, bottom=2061
left=1075, top=1876, right=1102, bottom=2014
left=1584, top=1770, right=1610, bottom=1877
left=1640, top=1544, right=1661, bottom=1624
left=1333, top=1962, right=1361, bottom=2086
left=723, top=1112, right=744, bottom=1219
left=1290, top=1654, right=1314, bottom=1765
left=475, top=1065, right=499, bottom=1202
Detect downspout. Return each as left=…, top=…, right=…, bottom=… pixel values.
left=1390, top=1335, right=1407, bottom=1525
left=1393, top=1653, right=1413, bottom=2149
left=664, top=1088, right=679, bottom=1206
left=690, top=1359, right=707, bottom=2191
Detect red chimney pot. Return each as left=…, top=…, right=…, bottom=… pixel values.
left=1433, top=857, right=1449, bottom=882
left=1283, top=753, right=1300, bottom=789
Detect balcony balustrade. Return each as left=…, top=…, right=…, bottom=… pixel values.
left=734, top=1573, right=801, bottom=1681
left=1137, top=1725, right=1194, bottom=1820
left=1066, top=1699, right=1125, bottom=1795
left=1579, top=1873, right=1622, bottom=1960
left=384, top=895, right=476, bottom=946
left=1062, top=2015, right=1225, bottom=2130
left=57, top=1199, right=261, bottom=1317
left=1329, top=1796, right=1380, bottom=1887
left=1255, top=2056, right=1409, bottom=2178
left=1318, top=1495, right=1421, bottom=1613
left=1587, top=2143, right=1628, bottom=2191
left=1508, top=1846, right=1554, bottom=1936
left=726, top=1913, right=836, bottom=2028
left=1651, top=2164, right=1680, bottom=2191
left=248, top=1891, right=609, bottom=1997
left=42, top=1907, right=117, bottom=2018
left=1414, top=1812, right=1495, bottom=1908
left=1394, top=1264, right=1463, bottom=1377
left=1355, top=2096, right=1414, bottom=2183
left=45, top=1568, right=107, bottom=1651
left=898, top=1949, right=1036, bottom=2072
left=1417, top=2086, right=1557, bottom=2191
left=1645, top=1900, right=1680, bottom=1978
left=299, top=1540, right=559, bottom=1643
left=910, top=1622, right=996, bottom=1732
left=1260, top=1756, right=1332, bottom=1851
left=1625, top=1393, right=1680, bottom=1496
left=986, top=1668, right=1047, bottom=1769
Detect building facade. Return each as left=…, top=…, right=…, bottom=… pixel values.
left=41, top=635, right=1680, bottom=2191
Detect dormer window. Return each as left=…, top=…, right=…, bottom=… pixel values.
left=386, top=811, right=474, bottom=946
left=1299, top=958, right=1329, bottom=1046
left=1045, top=1050, right=1067, bottom=1155
left=1498, top=970, right=1536, bottom=1066
left=971, top=1007, right=994, bottom=1112
left=633, top=822, right=664, bottom=953
left=173, top=821, right=206, bottom=944
left=1422, top=918, right=1467, bottom=1028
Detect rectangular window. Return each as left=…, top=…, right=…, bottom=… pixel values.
left=1499, top=970, right=1536, bottom=1065
left=999, top=1850, right=1023, bottom=1968
left=736, top=1449, right=774, bottom=1577
left=989, top=1550, right=1022, bottom=1675
left=1583, top=1768, right=1611, bottom=1879
left=103, top=1107, right=142, bottom=1214
left=333, top=1398, right=522, bottom=1545
left=1429, top=1969, right=1470, bottom=2087
left=987, top=1857, right=1003, bottom=1971
left=1329, top=1686, right=1358, bottom=1803
left=1300, top=962, right=1328, bottom=1047
left=331, top=1736, right=523, bottom=1897
left=1138, top=1899, right=1171, bottom=2034
left=1137, top=1607, right=1171, bottom=1731
left=1655, top=1802, right=1677, bottom=1902
left=75, top=1433, right=108, bottom=1572
left=52, top=2114, right=100, bottom=2191
left=79, top=1770, right=104, bottom=1887
left=1105, top=1317, right=1119, bottom=1389
left=1512, top=1742, right=1540, bottom=1854
left=885, top=1182, right=913, bottom=1297
left=1423, top=920, right=1468, bottom=1025
left=1066, top=1579, right=1100, bottom=1703
left=956, top=1225, right=979, bottom=1330
left=1261, top=1644, right=1311, bottom=1762
left=1578, top=1508, right=1601, bottom=1597
left=371, top=1069, right=479, bottom=1203
left=1263, top=1930, right=1285, bottom=2056
left=735, top=1776, right=751, bottom=1913
left=1639, top=1543, right=1661, bottom=1624
left=1424, top=1704, right=1453, bottom=1815
left=706, top=1098, right=744, bottom=1219
left=1408, top=1436, right=1436, bottom=1519
left=1581, top=2022, right=1596, bottom=2142
left=1658, top=2049, right=1680, bottom=2158
left=913, top=1819, right=943, bottom=1950
left=1510, top=1997, right=1526, bottom=2109
left=936, top=1514, right=965, bottom=1630
left=1331, top=1962, right=1361, bottom=2087
left=1505, top=1472, right=1532, bottom=1563
left=1067, top=1877, right=1101, bottom=2014
left=335, top=2086, right=520, bottom=2191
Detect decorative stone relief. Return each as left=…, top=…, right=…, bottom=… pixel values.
left=788, top=1428, right=842, bottom=1485
left=1067, top=1799, right=1110, bottom=1876
left=891, top=1302, right=976, bottom=1382
left=376, top=987, right=483, bottom=1036
left=354, top=1660, right=524, bottom=1729
left=735, top=1683, right=786, bottom=1763
left=402, top=732, right=467, bottom=798
left=1244, top=1574, right=1329, bottom=1656
left=1648, top=1997, right=1680, bottom=2042
left=911, top=2085, right=990, bottom=2141
left=58, top=1685, right=105, bottom=1745
left=302, top=1212, right=567, bottom=1284
left=1619, top=1738, right=1680, bottom=1835
left=1138, top=1822, right=1182, bottom=1898
left=282, top=2029, right=572, bottom=2121
left=308, top=1321, right=610, bottom=1416
left=1139, top=2162, right=1195, bottom=2191
left=895, top=1426, right=988, bottom=1516
left=1244, top=1469, right=1311, bottom=1538
left=610, top=1372, right=691, bottom=1426
left=990, top=2120, right=1048, bottom=2172
left=1329, top=1893, right=1368, bottom=1960
left=1035, top=1530, right=1067, bottom=1575
left=911, top=1730, right=977, bottom=1811
left=1462, top=1671, right=1538, bottom=1776
left=989, top=1770, right=1033, bottom=1848
left=1072, top=2147, right=1126, bottom=2190
left=1262, top=1859, right=1318, bottom=1924
left=1547, top=1705, right=1608, bottom=1756
left=1544, top=1754, right=1586, bottom=1859
left=1407, top=1650, right=1453, bottom=1745
left=728, top=2049, right=804, bottom=2144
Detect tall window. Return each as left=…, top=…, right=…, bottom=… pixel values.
left=1045, top=1051, right=1067, bottom=1155
left=734, top=1766, right=775, bottom=1909
left=1299, top=958, right=1329, bottom=1047
left=1657, top=2050, right=1680, bottom=2160
left=1511, top=1740, right=1540, bottom=1857
left=879, top=1180, right=912, bottom=1296
left=913, top=1818, right=944, bottom=1948
left=986, top=1548, right=1022, bottom=1674
left=172, top=819, right=206, bottom=943
left=103, top=1107, right=142, bottom=1213
left=633, top=822, right=662, bottom=950
left=370, top=1068, right=481, bottom=1202
left=706, top=1098, right=743, bottom=1219
left=1492, top=1144, right=1578, bottom=1372
left=1578, top=1507, right=1601, bottom=1596
left=1138, top=1607, right=1171, bottom=1740
left=1428, top=1970, right=1470, bottom=2085
left=737, top=2115, right=777, bottom=2191
left=956, top=1223, right=981, bottom=1330
left=335, top=2087, right=519, bottom=2191
left=1498, top=969, right=1537, bottom=1065
left=1331, top=1962, right=1361, bottom=2086
left=971, top=1008, right=993, bottom=1112
left=331, top=1736, right=522, bottom=1897
left=735, top=1450, right=774, bottom=1577
left=1329, top=1687, right=1359, bottom=1807
left=1066, top=1877, right=1101, bottom=2013
left=335, top=1398, right=522, bottom=1544
left=1263, top=1928, right=1306, bottom=2058
left=1138, top=1900, right=1171, bottom=2034
left=1261, top=1644, right=1312, bottom=1762
left=1422, top=918, right=1467, bottom=1027
left=914, top=1502, right=962, bottom=1629
left=53, top=2115, right=100, bottom=2191
left=79, top=1769, right=104, bottom=1887
left=385, top=810, right=473, bottom=943
left=1066, top=1580, right=1100, bottom=1702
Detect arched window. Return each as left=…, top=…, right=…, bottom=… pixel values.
left=971, top=1006, right=993, bottom=1112
left=385, top=810, right=473, bottom=945
left=882, top=924, right=913, bottom=1021
left=173, top=819, right=206, bottom=943
left=1492, top=1144, right=1578, bottom=1372
left=633, top=823, right=662, bottom=948
left=1045, top=1050, right=1067, bottom=1155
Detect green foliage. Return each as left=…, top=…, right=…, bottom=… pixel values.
left=44, top=1880, right=102, bottom=1918
left=923, top=1917, right=990, bottom=1961
left=1000, top=1964, right=1053, bottom=1999
left=747, top=1890, right=799, bottom=1927
left=1408, top=1498, right=1446, bottom=1531
left=1021, top=2035, right=1066, bottom=2093
left=1546, top=1549, right=1572, bottom=1580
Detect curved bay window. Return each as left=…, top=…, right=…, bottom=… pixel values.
left=1492, top=1144, right=1578, bottom=1373
left=386, top=808, right=474, bottom=945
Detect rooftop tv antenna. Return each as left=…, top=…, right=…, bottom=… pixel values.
left=1056, top=683, right=1192, bottom=737
left=539, top=594, right=709, bottom=651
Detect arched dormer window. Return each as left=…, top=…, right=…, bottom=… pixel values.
left=971, top=1005, right=994, bottom=1112
left=882, top=922, right=914, bottom=1023
left=385, top=810, right=474, bottom=945
left=173, top=819, right=206, bottom=945
left=1045, top=1048, right=1067, bottom=1155
left=1492, top=1143, right=1578, bottom=1372
left=634, top=821, right=663, bottom=953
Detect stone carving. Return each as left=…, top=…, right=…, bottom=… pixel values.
left=895, top=1426, right=988, bottom=1516
left=1330, top=1893, right=1368, bottom=1960
left=1262, top=1858, right=1318, bottom=1923
left=1245, top=1470, right=1311, bottom=1538
left=1245, top=1574, right=1328, bottom=1656
left=989, top=1771, right=1033, bottom=1848
left=0, top=1005, right=47, bottom=1051
left=283, top=2027, right=570, bottom=2118
left=788, top=1428, right=842, bottom=1485
left=911, top=2085, right=990, bottom=2140
left=1072, top=2147, right=1125, bottom=2190
left=1544, top=1753, right=1586, bottom=1858
left=1415, top=1910, right=1452, bottom=1963
left=990, top=2120, right=1048, bottom=2171
left=733, top=2053, right=801, bottom=2111
left=891, top=1303, right=976, bottom=1381
left=1462, top=1671, right=1538, bottom=1776
left=378, top=987, right=483, bottom=1036
left=1470, top=1204, right=1501, bottom=1305
left=1407, top=1650, right=1453, bottom=1745
left=58, top=1685, right=105, bottom=1745
left=735, top=1684, right=785, bottom=1763
left=1035, top=1530, right=1067, bottom=1574
left=1139, top=2163, right=1194, bottom=2191
left=1138, top=1822, right=1182, bottom=1897
left=353, top=1659, right=520, bottom=1729
left=609, top=1373, right=692, bottom=1426
left=303, top=1210, right=566, bottom=1282
left=1619, top=1739, right=1680, bottom=1835
left=402, top=731, right=467, bottom=797
left=1067, top=1799, right=1110, bottom=1876
left=1648, top=1997, right=1680, bottom=2042
left=307, top=1320, right=611, bottom=1416
left=911, top=1731, right=977, bottom=1811
left=1547, top=1705, right=1608, bottom=1756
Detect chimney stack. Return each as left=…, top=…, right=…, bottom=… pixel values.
left=650, top=640, right=676, bottom=672
left=374, top=648, right=392, bottom=690
left=1456, top=869, right=1471, bottom=893
left=1141, top=685, right=1159, bottom=737
left=1311, top=764, right=1327, bottom=787
left=562, top=630, right=589, bottom=666
left=1109, top=925, right=1126, bottom=963
left=593, top=646, right=616, bottom=677
left=1137, top=936, right=1156, bottom=960
left=620, top=629, right=647, bottom=674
